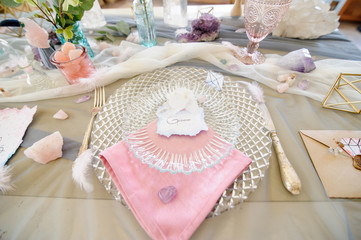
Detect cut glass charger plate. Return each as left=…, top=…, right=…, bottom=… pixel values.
left=90, top=66, right=272, bottom=217
left=122, top=77, right=241, bottom=174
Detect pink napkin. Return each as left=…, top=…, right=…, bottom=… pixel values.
left=100, top=127, right=252, bottom=240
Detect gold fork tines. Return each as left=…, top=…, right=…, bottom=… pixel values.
left=78, top=86, right=105, bottom=156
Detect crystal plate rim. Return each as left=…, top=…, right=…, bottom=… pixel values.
left=90, top=66, right=272, bottom=218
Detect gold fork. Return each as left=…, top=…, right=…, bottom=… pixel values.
left=78, top=86, right=105, bottom=156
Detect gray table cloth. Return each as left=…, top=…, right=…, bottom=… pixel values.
left=0, top=15, right=360, bottom=240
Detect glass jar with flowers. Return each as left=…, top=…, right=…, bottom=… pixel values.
left=3, top=0, right=95, bottom=57
left=133, top=0, right=157, bottom=47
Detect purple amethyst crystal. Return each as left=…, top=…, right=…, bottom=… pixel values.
left=277, top=48, right=316, bottom=73
left=297, top=79, right=310, bottom=90
left=31, top=46, right=41, bottom=62
left=48, top=30, right=61, bottom=46
left=191, top=13, right=220, bottom=34
left=158, top=186, right=177, bottom=204
left=176, top=13, right=221, bottom=42
left=176, top=31, right=201, bottom=42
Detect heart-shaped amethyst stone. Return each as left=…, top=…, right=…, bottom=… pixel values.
left=158, top=186, right=177, bottom=204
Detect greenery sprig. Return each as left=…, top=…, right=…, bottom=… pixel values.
left=2, top=0, right=95, bottom=41
left=96, top=21, right=131, bottom=42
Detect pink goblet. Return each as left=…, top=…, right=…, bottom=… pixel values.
left=237, top=0, right=292, bottom=65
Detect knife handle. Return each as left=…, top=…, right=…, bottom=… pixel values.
left=271, top=131, right=301, bottom=195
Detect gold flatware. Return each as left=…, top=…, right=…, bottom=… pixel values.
left=78, top=86, right=105, bottom=156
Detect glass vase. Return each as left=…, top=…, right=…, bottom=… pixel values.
left=133, top=0, right=157, bottom=47
left=56, top=21, right=94, bottom=58
left=50, top=45, right=95, bottom=85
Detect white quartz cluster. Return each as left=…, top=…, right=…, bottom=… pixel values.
left=272, top=0, right=340, bottom=39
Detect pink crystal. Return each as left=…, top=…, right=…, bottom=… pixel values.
left=112, top=50, right=120, bottom=57
left=61, top=42, right=76, bottom=55
left=53, top=109, right=68, bottom=120
left=277, top=73, right=290, bottom=82
left=158, top=186, right=177, bottom=204
left=24, top=131, right=63, bottom=164
left=99, top=41, right=110, bottom=51
left=20, top=18, right=50, bottom=48
left=229, top=64, right=240, bottom=72
left=297, top=79, right=310, bottom=90
left=75, top=95, right=91, bottom=103
left=68, top=49, right=83, bottom=60
left=54, top=51, right=70, bottom=62
left=277, top=83, right=289, bottom=93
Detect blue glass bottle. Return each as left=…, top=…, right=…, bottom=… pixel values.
left=133, top=0, right=157, bottom=47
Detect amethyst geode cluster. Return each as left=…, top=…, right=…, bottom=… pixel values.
left=277, top=48, right=316, bottom=73
left=176, top=13, right=221, bottom=43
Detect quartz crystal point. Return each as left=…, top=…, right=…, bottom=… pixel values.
left=277, top=48, right=316, bottom=73
left=272, top=0, right=339, bottom=39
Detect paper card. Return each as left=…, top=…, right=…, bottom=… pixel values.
left=0, top=105, right=37, bottom=166
left=156, top=88, right=208, bottom=137
left=156, top=108, right=208, bottom=137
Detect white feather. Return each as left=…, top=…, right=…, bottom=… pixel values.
left=78, top=66, right=109, bottom=88
left=72, top=149, right=94, bottom=193
left=0, top=165, right=14, bottom=193
left=244, top=81, right=265, bottom=104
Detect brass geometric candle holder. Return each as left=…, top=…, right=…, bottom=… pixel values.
left=322, top=73, right=361, bottom=114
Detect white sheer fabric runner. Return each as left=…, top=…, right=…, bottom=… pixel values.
left=1, top=38, right=360, bottom=103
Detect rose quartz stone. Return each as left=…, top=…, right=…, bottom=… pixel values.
left=53, top=109, right=68, bottom=120
left=99, top=41, right=110, bottom=50
left=75, top=95, right=91, bottom=103
left=68, top=49, right=83, bottom=60
left=24, top=131, right=63, bottom=164
left=20, top=18, right=50, bottom=48
left=54, top=51, right=70, bottom=62
left=277, top=83, right=290, bottom=93
left=61, top=42, right=76, bottom=55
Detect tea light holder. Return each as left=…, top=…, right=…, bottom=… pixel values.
left=50, top=45, right=95, bottom=85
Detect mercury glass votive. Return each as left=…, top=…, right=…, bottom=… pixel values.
left=50, top=45, right=95, bottom=85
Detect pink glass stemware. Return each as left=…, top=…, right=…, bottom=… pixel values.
left=237, top=0, right=292, bottom=64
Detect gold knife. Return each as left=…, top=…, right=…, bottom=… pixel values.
left=259, top=103, right=301, bottom=195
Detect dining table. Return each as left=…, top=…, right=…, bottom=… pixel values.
left=1, top=4, right=361, bottom=240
